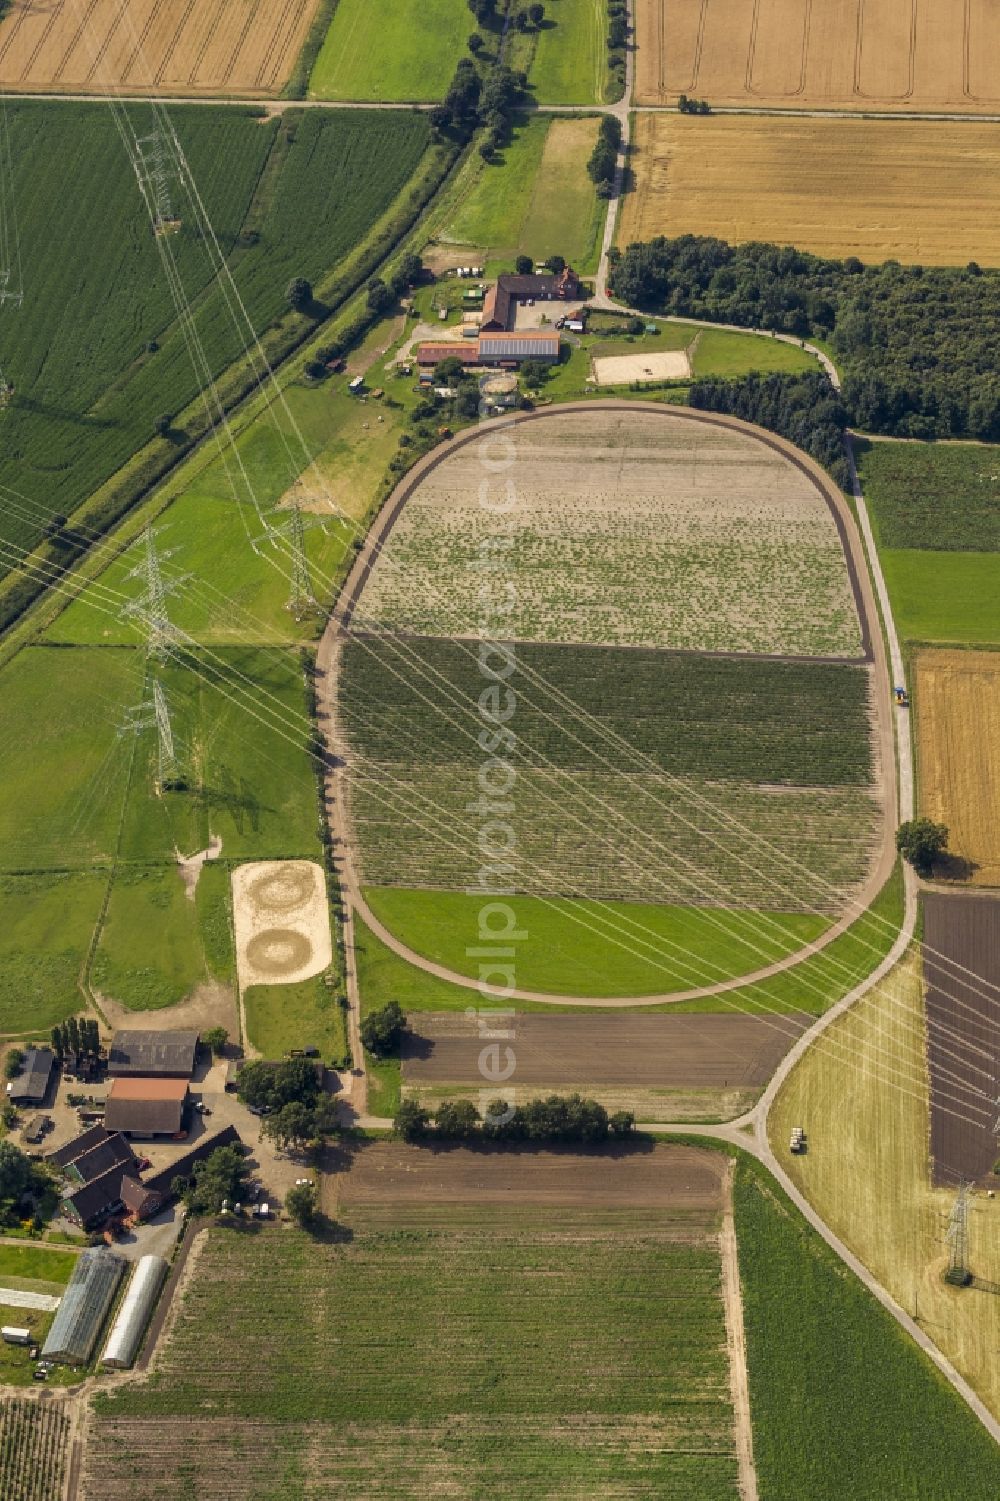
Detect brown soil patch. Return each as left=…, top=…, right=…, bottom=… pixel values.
left=922, top=892, right=1000, bottom=1185
left=97, top=979, right=237, bottom=1039
left=339, top=1139, right=727, bottom=1210
left=0, top=0, right=319, bottom=96
left=635, top=0, right=993, bottom=113
left=621, top=115, right=1000, bottom=268
left=402, top=1011, right=811, bottom=1091
left=915, top=649, right=1000, bottom=885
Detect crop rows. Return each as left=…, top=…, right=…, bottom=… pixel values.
left=0, top=102, right=430, bottom=563
left=90, top=1222, right=737, bottom=1495
left=340, top=636, right=876, bottom=787
left=356, top=409, right=862, bottom=656
left=0, top=1398, right=70, bottom=1501
left=348, top=763, right=880, bottom=912
left=857, top=439, right=1000, bottom=553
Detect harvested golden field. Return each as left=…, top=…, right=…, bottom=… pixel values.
left=915, top=649, right=1000, bottom=885
left=635, top=0, right=999, bottom=112
left=619, top=115, right=1000, bottom=267
left=771, top=951, right=1000, bottom=1420
left=0, top=0, right=319, bottom=95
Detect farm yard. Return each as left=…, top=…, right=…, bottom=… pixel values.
left=352, top=408, right=866, bottom=655
left=922, top=892, right=1000, bottom=1185
left=633, top=0, right=1000, bottom=113
left=0, top=0, right=319, bottom=94
left=618, top=116, right=1000, bottom=267
left=0, top=1398, right=71, bottom=1501
left=401, top=1009, right=812, bottom=1118
left=0, top=101, right=432, bottom=575
left=914, top=650, right=1000, bottom=884
left=86, top=1145, right=742, bottom=1498
left=771, top=950, right=1000, bottom=1426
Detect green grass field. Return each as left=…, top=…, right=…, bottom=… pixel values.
left=690, top=328, right=818, bottom=378
left=0, top=873, right=108, bottom=1036
left=90, top=1182, right=737, bottom=1494
left=441, top=116, right=604, bottom=272
left=354, top=865, right=904, bottom=1017
left=530, top=0, right=610, bottom=105
left=0, top=648, right=143, bottom=873
left=308, top=0, right=469, bottom=101
left=364, top=886, right=828, bottom=997
left=0, top=1245, right=77, bottom=1288
left=90, top=866, right=226, bottom=1012
left=735, top=1158, right=1000, bottom=1499
left=0, top=103, right=430, bottom=564
left=244, top=976, right=349, bottom=1066
left=857, top=438, right=1000, bottom=552
left=880, top=549, right=1000, bottom=644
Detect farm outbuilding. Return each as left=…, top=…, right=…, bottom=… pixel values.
left=41, top=1249, right=126, bottom=1365
left=7, top=1048, right=55, bottom=1104
left=107, top=1030, right=198, bottom=1078
left=104, top=1077, right=189, bottom=1139
left=100, top=1255, right=168, bottom=1370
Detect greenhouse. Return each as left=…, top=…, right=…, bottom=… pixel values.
left=41, top=1249, right=126, bottom=1365
left=100, top=1255, right=168, bottom=1370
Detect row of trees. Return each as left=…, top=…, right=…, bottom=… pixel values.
left=689, top=371, right=852, bottom=489
left=50, top=1017, right=100, bottom=1059
left=587, top=116, right=621, bottom=199
left=608, top=233, right=1000, bottom=440
left=395, top=1093, right=636, bottom=1144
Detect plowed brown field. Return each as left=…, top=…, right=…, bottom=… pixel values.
left=915, top=649, right=1000, bottom=885
left=0, top=0, right=319, bottom=95
left=635, top=0, right=999, bottom=112
left=619, top=115, right=1000, bottom=267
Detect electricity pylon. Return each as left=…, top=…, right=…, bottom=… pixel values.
left=268, top=506, right=327, bottom=619
left=133, top=131, right=178, bottom=230
left=945, top=1181, right=972, bottom=1286
left=119, top=679, right=179, bottom=792
left=122, top=525, right=189, bottom=661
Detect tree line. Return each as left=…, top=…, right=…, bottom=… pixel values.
left=395, top=1092, right=637, bottom=1144
left=689, top=371, right=852, bottom=489
left=609, top=234, right=1000, bottom=440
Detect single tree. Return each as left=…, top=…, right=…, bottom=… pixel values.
left=154, top=413, right=172, bottom=438
left=366, top=278, right=395, bottom=316
left=360, top=1001, right=406, bottom=1058
left=65, top=1015, right=80, bottom=1054
left=896, top=818, right=948, bottom=876
left=468, top=31, right=484, bottom=53
left=528, top=1, right=544, bottom=23
left=515, top=253, right=533, bottom=275
left=394, top=1099, right=431, bottom=1141
left=521, top=359, right=546, bottom=390
left=286, top=277, right=313, bottom=312
left=202, top=1026, right=229, bottom=1057
left=479, top=140, right=496, bottom=163
left=545, top=254, right=566, bottom=274
left=50, top=1025, right=64, bottom=1059
left=3, top=1048, right=24, bottom=1081
left=286, top=1181, right=317, bottom=1227
left=609, top=1109, right=636, bottom=1135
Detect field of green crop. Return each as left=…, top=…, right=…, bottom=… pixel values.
left=89, top=1193, right=738, bottom=1496
left=0, top=873, right=107, bottom=1035
left=0, top=1397, right=70, bottom=1493
left=309, top=0, right=469, bottom=102
left=364, top=886, right=828, bottom=996
left=857, top=439, right=1000, bottom=552
left=0, top=102, right=431, bottom=564
left=340, top=636, right=879, bottom=913
left=442, top=116, right=604, bottom=272
left=244, top=975, right=349, bottom=1065
left=530, top=0, right=610, bottom=104
left=880, top=550, right=1000, bottom=645
left=735, top=1159, right=1000, bottom=1499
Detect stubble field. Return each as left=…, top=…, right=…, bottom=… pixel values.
left=634, top=0, right=1000, bottom=112
left=619, top=116, right=1000, bottom=267
left=0, top=0, right=319, bottom=94
left=914, top=649, right=1000, bottom=885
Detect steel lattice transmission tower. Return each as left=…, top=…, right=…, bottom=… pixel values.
left=119, top=679, right=179, bottom=792
left=122, top=525, right=189, bottom=661
left=268, top=507, right=327, bottom=619
left=945, top=1181, right=973, bottom=1286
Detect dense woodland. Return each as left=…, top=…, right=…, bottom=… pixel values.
left=689, top=372, right=852, bottom=489
left=610, top=236, right=1000, bottom=441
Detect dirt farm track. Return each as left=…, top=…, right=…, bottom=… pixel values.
left=635, top=0, right=1000, bottom=112
left=0, top=0, right=320, bottom=95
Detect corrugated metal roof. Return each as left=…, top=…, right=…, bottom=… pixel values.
left=9, top=1048, right=55, bottom=1102
left=100, top=1256, right=168, bottom=1369
left=478, top=333, right=560, bottom=360
left=41, top=1249, right=126, bottom=1365
left=108, top=1030, right=198, bottom=1076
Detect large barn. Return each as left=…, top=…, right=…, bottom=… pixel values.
left=107, top=1030, right=198, bottom=1078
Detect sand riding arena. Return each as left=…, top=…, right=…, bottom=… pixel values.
left=231, top=860, right=332, bottom=991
